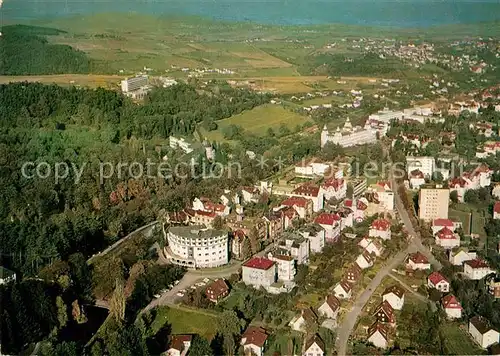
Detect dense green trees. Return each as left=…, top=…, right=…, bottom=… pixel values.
left=0, top=25, right=95, bottom=75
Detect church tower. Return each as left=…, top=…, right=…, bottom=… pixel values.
left=321, top=125, right=329, bottom=148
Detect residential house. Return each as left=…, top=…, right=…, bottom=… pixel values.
left=275, top=206, right=299, bottom=230
left=290, top=308, right=318, bottom=332
left=406, top=156, right=435, bottom=178
left=469, top=316, right=500, bottom=349
left=345, top=264, right=362, bottom=283
left=435, top=227, right=460, bottom=249
left=317, top=295, right=340, bottom=320
left=315, top=213, right=341, bottom=242
left=367, top=181, right=395, bottom=211
left=464, top=259, right=494, bottom=280
left=432, top=218, right=459, bottom=235
left=189, top=209, right=217, bottom=227
left=226, top=217, right=267, bottom=241
left=367, top=321, right=389, bottom=349
left=241, top=326, right=269, bottom=356
left=242, top=257, right=277, bottom=289
left=344, top=198, right=368, bottom=223
left=205, top=279, right=230, bottom=304
left=488, top=276, right=500, bottom=298
left=448, top=164, right=493, bottom=202
left=492, top=184, right=500, bottom=199
left=334, top=279, right=352, bottom=299
left=280, top=196, right=313, bottom=219
left=409, top=169, right=426, bottom=189
left=192, top=197, right=230, bottom=216
left=278, top=233, right=310, bottom=265
left=302, top=334, right=325, bottom=356
left=321, top=178, right=347, bottom=202
left=494, top=201, right=500, bottom=220
left=374, top=300, right=395, bottom=324
left=449, top=249, right=477, bottom=266
left=356, top=251, right=375, bottom=269
left=241, top=186, right=260, bottom=204
left=300, top=226, right=326, bottom=253
left=358, top=237, right=385, bottom=257
left=407, top=252, right=431, bottom=271
left=428, top=271, right=450, bottom=292
left=166, top=335, right=192, bottom=356
left=0, top=266, right=16, bottom=285
left=267, top=253, right=296, bottom=282
left=291, top=184, right=324, bottom=212
left=231, top=230, right=248, bottom=260
left=369, top=218, right=391, bottom=240
left=382, top=285, right=405, bottom=310
left=262, top=213, right=283, bottom=240
left=442, top=294, right=462, bottom=319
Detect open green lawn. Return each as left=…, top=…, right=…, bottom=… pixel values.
left=440, top=323, right=486, bottom=355
left=449, top=204, right=487, bottom=237
left=151, top=306, right=220, bottom=340
left=200, top=104, right=311, bottom=142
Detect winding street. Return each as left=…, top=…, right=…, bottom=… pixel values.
left=335, top=173, right=441, bottom=355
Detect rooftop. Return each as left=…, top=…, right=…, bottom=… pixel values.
left=243, top=257, right=275, bottom=270
left=169, top=225, right=227, bottom=240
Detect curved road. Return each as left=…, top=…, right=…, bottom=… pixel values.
left=335, top=176, right=441, bottom=355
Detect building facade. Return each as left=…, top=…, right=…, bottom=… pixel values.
left=418, top=188, right=450, bottom=221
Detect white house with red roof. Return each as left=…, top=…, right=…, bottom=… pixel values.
left=314, top=213, right=341, bottom=242
left=464, top=259, right=494, bottom=280
left=242, top=257, right=277, bottom=289
left=442, top=294, right=462, bottom=319
left=189, top=209, right=218, bottom=227
left=407, top=252, right=431, bottom=270
left=409, top=169, right=426, bottom=189
left=494, top=201, right=500, bottom=220
left=290, top=184, right=324, bottom=212
left=192, top=197, right=230, bottom=216
left=321, top=178, right=347, bottom=202
left=435, top=227, right=460, bottom=249
left=344, top=198, right=368, bottom=222
left=167, top=335, right=192, bottom=356
left=492, top=184, right=500, bottom=200
left=240, top=186, right=261, bottom=204
left=241, top=326, right=269, bottom=356
left=274, top=206, right=299, bottom=230
left=476, top=141, right=500, bottom=158
left=432, top=219, right=460, bottom=235
left=449, top=249, right=477, bottom=266
left=280, top=196, right=313, bottom=219
left=369, top=218, right=391, bottom=240
left=448, top=164, right=493, bottom=202
left=356, top=251, right=375, bottom=269
left=427, top=271, right=450, bottom=292
left=358, top=237, right=385, bottom=257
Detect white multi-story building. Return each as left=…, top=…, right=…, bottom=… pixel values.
left=368, top=108, right=404, bottom=123
left=320, top=178, right=347, bottom=202
left=367, top=181, right=394, bottom=211
left=321, top=118, right=382, bottom=148
left=300, top=228, right=325, bottom=253
left=406, top=156, right=435, bottom=178
left=463, top=259, right=494, bottom=280
left=121, top=75, right=148, bottom=93
left=267, top=253, right=296, bottom=282
left=278, top=234, right=310, bottom=265
left=165, top=225, right=229, bottom=268
left=242, top=257, right=277, bottom=289
left=169, top=136, right=194, bottom=154
left=469, top=316, right=499, bottom=349
left=294, top=161, right=331, bottom=177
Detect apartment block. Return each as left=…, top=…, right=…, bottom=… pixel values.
left=418, top=188, right=449, bottom=221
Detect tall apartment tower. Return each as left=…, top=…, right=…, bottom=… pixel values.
left=418, top=187, right=450, bottom=221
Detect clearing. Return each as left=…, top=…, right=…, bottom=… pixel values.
left=440, top=322, right=486, bottom=355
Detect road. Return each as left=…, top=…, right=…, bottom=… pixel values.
left=335, top=172, right=441, bottom=355
left=87, top=221, right=159, bottom=264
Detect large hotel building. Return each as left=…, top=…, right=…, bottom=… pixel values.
left=164, top=225, right=229, bottom=268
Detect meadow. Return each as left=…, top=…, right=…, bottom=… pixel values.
left=200, top=104, right=312, bottom=142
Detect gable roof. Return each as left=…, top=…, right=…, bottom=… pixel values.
left=408, top=251, right=429, bottom=264
left=205, top=279, right=229, bottom=299
left=368, top=321, right=389, bottom=340
left=292, top=184, right=320, bottom=197
left=470, top=316, right=496, bottom=335
left=169, top=335, right=192, bottom=352
left=370, top=218, right=391, bottom=231
left=337, top=279, right=352, bottom=293
left=281, top=196, right=311, bottom=208
left=464, top=259, right=490, bottom=269
left=322, top=295, right=340, bottom=313
left=435, top=227, right=458, bottom=240
left=494, top=201, right=500, bottom=214
left=383, top=285, right=405, bottom=299
left=433, top=218, right=454, bottom=227
left=322, top=178, right=345, bottom=191
left=442, top=294, right=462, bottom=309
left=374, top=300, right=395, bottom=321
left=346, top=264, right=362, bottom=281
left=304, top=334, right=325, bottom=353
left=241, top=326, right=268, bottom=348
left=314, top=213, right=341, bottom=226
left=428, top=271, right=449, bottom=286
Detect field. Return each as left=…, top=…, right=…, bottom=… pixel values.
left=151, top=306, right=220, bottom=340
left=0, top=74, right=124, bottom=89
left=200, top=104, right=312, bottom=142
left=440, top=323, right=486, bottom=355
left=449, top=205, right=487, bottom=238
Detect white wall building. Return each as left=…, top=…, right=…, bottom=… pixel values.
left=165, top=225, right=228, bottom=268
left=406, top=156, right=435, bottom=178
left=469, top=317, right=499, bottom=349
left=320, top=118, right=381, bottom=148
left=121, top=75, right=148, bottom=93
left=169, top=136, right=194, bottom=154
left=267, top=253, right=296, bottom=282
left=463, top=259, right=494, bottom=280
left=242, top=257, right=277, bottom=289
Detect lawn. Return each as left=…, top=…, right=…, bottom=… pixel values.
left=440, top=323, right=486, bottom=355
left=151, top=306, right=220, bottom=340
left=449, top=204, right=487, bottom=237
left=200, top=104, right=312, bottom=142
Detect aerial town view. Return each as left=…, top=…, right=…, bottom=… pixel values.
left=1, top=0, right=500, bottom=355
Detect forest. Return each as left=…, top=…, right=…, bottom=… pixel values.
left=0, top=25, right=97, bottom=75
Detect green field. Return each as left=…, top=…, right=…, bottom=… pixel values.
left=151, top=306, right=220, bottom=340
left=200, top=104, right=312, bottom=142
left=440, top=323, right=486, bottom=355
left=449, top=205, right=487, bottom=237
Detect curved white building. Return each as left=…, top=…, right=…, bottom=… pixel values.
left=165, top=225, right=229, bottom=268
